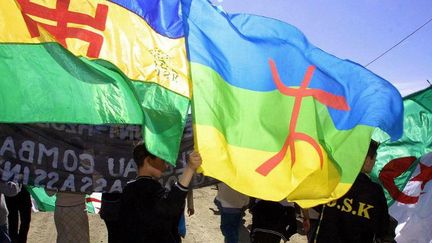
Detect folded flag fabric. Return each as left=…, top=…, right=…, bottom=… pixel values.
left=0, top=0, right=191, bottom=164
left=28, top=186, right=56, bottom=212
left=182, top=0, right=403, bottom=207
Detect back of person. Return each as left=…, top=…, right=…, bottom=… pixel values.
left=118, top=144, right=201, bottom=243
left=50, top=191, right=90, bottom=243
left=316, top=173, right=389, bottom=242
left=5, top=186, right=32, bottom=243
left=250, top=200, right=297, bottom=243
left=100, top=192, right=122, bottom=243
left=119, top=177, right=184, bottom=243
left=214, top=182, right=249, bottom=243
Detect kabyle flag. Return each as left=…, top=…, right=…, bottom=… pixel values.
left=181, top=0, right=403, bottom=208
left=372, top=87, right=432, bottom=243
left=28, top=187, right=101, bottom=214
left=0, top=0, right=190, bottom=164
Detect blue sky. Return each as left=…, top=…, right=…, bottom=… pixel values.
left=215, top=0, right=432, bottom=96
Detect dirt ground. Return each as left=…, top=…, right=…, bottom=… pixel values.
left=27, top=186, right=307, bottom=243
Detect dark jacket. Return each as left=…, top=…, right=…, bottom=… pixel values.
left=315, top=173, right=393, bottom=243
left=100, top=192, right=122, bottom=222
left=119, top=176, right=188, bottom=243
left=250, top=200, right=298, bottom=242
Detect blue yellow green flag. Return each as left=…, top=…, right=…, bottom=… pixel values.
left=182, top=0, right=403, bottom=207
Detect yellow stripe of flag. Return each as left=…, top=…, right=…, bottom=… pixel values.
left=196, top=124, right=352, bottom=208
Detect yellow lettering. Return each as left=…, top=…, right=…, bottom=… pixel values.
left=327, top=200, right=337, bottom=207
left=357, top=202, right=374, bottom=219
left=341, top=198, right=353, bottom=212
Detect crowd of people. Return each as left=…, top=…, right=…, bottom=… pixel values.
left=210, top=140, right=396, bottom=243
left=0, top=140, right=397, bottom=243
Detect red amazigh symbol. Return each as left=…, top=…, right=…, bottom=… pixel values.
left=18, top=0, right=108, bottom=58
left=379, top=156, right=418, bottom=204
left=256, top=59, right=350, bottom=176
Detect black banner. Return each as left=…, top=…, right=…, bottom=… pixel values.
left=0, top=117, right=216, bottom=193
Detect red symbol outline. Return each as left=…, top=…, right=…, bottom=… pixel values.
left=256, top=59, right=350, bottom=176
left=379, top=156, right=418, bottom=204
left=17, top=0, right=108, bottom=58
left=410, top=162, right=432, bottom=190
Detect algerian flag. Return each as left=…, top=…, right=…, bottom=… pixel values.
left=371, top=87, right=432, bottom=242
left=29, top=186, right=101, bottom=214
left=389, top=153, right=432, bottom=242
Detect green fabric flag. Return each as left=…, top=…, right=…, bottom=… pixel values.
left=371, top=86, right=432, bottom=205
left=29, top=186, right=99, bottom=213
left=28, top=186, right=56, bottom=212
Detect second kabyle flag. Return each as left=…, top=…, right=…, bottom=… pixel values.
left=0, top=0, right=190, bottom=164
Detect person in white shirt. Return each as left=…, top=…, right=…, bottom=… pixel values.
left=214, top=182, right=249, bottom=243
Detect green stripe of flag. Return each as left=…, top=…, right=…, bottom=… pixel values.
left=0, top=43, right=189, bottom=164
left=192, top=63, right=373, bottom=182
left=0, top=43, right=142, bottom=124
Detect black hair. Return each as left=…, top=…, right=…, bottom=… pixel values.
left=133, top=144, right=156, bottom=168
left=366, top=140, right=379, bottom=158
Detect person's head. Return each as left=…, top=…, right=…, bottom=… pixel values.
left=361, top=140, right=379, bottom=174
left=133, top=144, right=168, bottom=178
